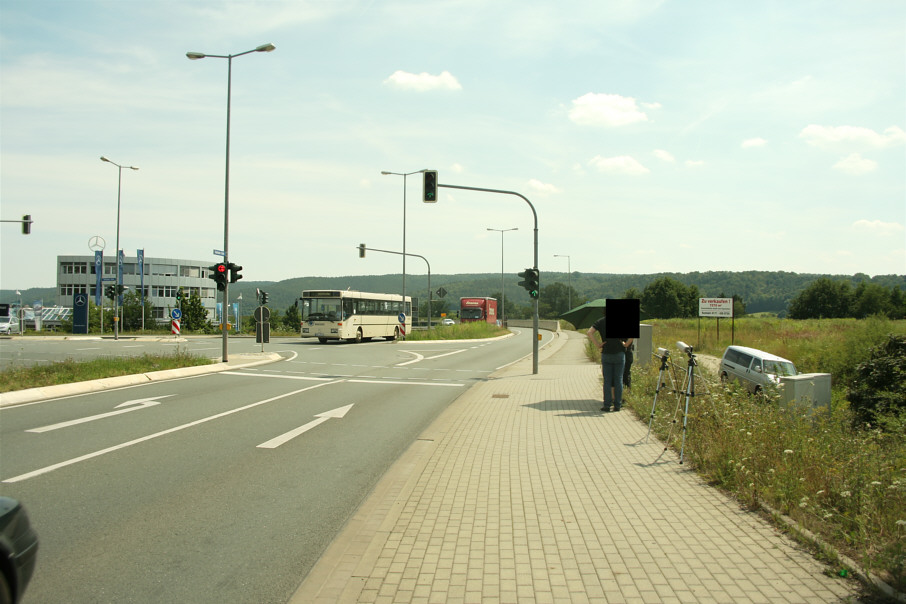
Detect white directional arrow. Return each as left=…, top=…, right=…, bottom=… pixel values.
left=27, top=396, right=173, bottom=434
left=257, top=404, right=354, bottom=449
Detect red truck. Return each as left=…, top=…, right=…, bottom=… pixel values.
left=459, top=297, right=498, bottom=324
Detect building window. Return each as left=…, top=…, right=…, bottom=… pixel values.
left=152, top=285, right=179, bottom=298
left=61, top=262, right=87, bottom=275
left=60, top=284, right=87, bottom=296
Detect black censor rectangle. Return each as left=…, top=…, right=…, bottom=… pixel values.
left=605, top=299, right=640, bottom=338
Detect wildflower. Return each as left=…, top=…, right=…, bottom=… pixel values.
left=870, top=481, right=881, bottom=486
left=824, top=513, right=833, bottom=519
left=841, top=491, right=851, bottom=498
left=784, top=449, right=794, bottom=454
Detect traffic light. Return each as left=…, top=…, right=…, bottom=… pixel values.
left=105, top=285, right=116, bottom=300
left=517, top=268, right=540, bottom=299
left=209, top=263, right=227, bottom=291
left=358, top=243, right=366, bottom=258
left=176, top=289, right=184, bottom=304
left=228, top=262, right=243, bottom=284
left=423, top=170, right=437, bottom=203
left=22, top=215, right=32, bottom=235
left=260, top=291, right=269, bottom=305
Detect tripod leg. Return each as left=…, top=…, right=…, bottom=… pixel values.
left=679, top=362, right=695, bottom=464
left=646, top=366, right=666, bottom=443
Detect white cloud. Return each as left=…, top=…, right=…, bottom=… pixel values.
left=852, top=219, right=904, bottom=236
left=568, top=93, right=650, bottom=127
left=527, top=179, right=560, bottom=194
left=799, top=125, right=906, bottom=149
left=382, top=70, right=462, bottom=92
left=833, top=153, right=877, bottom=175
left=652, top=149, right=675, bottom=162
left=741, top=138, right=767, bottom=148
left=588, top=155, right=649, bottom=175
left=685, top=159, right=705, bottom=167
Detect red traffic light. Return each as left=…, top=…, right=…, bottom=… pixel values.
left=216, top=263, right=227, bottom=273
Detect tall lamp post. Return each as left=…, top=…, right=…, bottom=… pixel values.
left=187, top=42, right=275, bottom=362
left=554, top=254, right=571, bottom=310
left=487, top=227, right=518, bottom=323
left=100, top=156, right=138, bottom=340
left=381, top=169, right=426, bottom=331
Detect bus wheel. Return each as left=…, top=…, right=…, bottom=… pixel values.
left=388, top=326, right=399, bottom=341
left=355, top=328, right=363, bottom=344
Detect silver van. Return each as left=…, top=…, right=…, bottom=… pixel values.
left=719, top=345, right=798, bottom=394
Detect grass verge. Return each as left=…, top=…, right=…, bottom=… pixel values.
left=404, top=322, right=509, bottom=341
left=0, top=351, right=213, bottom=393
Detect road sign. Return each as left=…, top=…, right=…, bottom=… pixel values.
left=254, top=306, right=271, bottom=323
left=398, top=312, right=406, bottom=323
left=213, top=249, right=225, bottom=257
left=171, top=308, right=182, bottom=320
left=436, top=287, right=447, bottom=298
left=171, top=319, right=180, bottom=335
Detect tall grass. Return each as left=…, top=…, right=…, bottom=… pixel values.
left=648, top=315, right=905, bottom=388
left=620, top=318, right=906, bottom=591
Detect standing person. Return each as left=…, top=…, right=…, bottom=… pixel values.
left=587, top=316, right=633, bottom=412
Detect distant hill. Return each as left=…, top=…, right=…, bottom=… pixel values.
left=6, top=271, right=902, bottom=316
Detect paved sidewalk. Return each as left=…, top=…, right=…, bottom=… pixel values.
left=292, top=331, right=861, bottom=603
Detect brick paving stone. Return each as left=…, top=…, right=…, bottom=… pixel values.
left=291, top=331, right=866, bottom=603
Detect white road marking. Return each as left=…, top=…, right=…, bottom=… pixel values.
left=3, top=382, right=336, bottom=484
left=257, top=404, right=354, bottom=449
left=27, top=396, right=173, bottom=433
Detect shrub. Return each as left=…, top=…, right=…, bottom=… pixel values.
left=848, top=334, right=906, bottom=425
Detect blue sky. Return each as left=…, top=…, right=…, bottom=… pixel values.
left=1, top=0, right=904, bottom=290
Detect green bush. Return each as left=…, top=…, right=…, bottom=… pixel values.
left=848, top=334, right=906, bottom=425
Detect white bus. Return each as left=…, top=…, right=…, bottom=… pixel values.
left=300, top=290, right=412, bottom=343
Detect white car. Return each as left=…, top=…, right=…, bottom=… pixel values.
left=442, top=318, right=456, bottom=326
left=0, top=316, right=19, bottom=335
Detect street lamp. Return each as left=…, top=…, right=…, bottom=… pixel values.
left=100, top=156, right=138, bottom=340
left=381, top=169, right=427, bottom=332
left=487, top=227, right=518, bottom=323
left=187, top=42, right=275, bottom=361
left=554, top=254, right=571, bottom=310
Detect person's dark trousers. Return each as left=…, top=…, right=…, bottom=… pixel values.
left=623, top=350, right=633, bottom=388
left=601, top=352, right=626, bottom=411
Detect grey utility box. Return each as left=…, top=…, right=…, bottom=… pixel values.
left=780, top=373, right=832, bottom=410
left=633, top=324, right=654, bottom=367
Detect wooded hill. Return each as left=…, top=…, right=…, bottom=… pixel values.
left=5, top=271, right=903, bottom=318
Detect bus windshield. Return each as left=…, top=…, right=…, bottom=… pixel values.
left=302, top=298, right=342, bottom=322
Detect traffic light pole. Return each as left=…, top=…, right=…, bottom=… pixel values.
left=438, top=184, right=539, bottom=374
left=357, top=245, right=432, bottom=330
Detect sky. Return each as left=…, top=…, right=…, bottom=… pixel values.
left=1, top=0, right=904, bottom=290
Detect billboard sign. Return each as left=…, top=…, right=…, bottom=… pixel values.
left=699, top=297, right=733, bottom=318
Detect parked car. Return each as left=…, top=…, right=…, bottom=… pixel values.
left=0, top=317, right=19, bottom=335
left=719, top=345, right=798, bottom=394
left=0, top=497, right=38, bottom=604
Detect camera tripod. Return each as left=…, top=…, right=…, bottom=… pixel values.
left=645, top=349, right=680, bottom=444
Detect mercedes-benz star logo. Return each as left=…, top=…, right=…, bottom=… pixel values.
left=88, top=235, right=106, bottom=251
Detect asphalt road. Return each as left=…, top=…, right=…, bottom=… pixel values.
left=0, top=330, right=548, bottom=603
